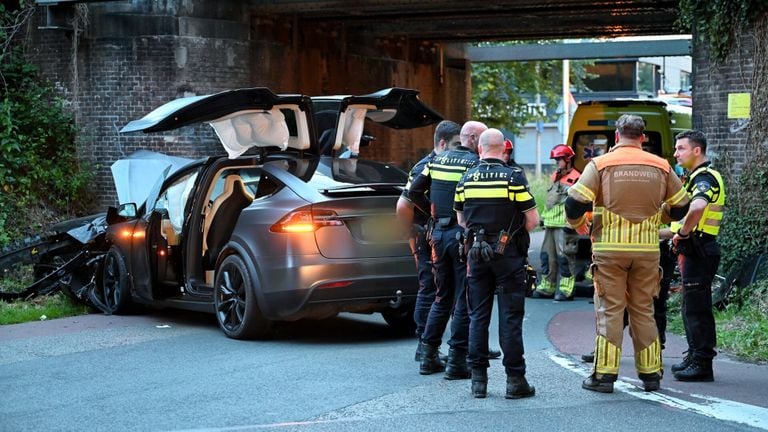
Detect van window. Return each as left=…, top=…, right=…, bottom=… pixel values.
left=573, top=132, right=612, bottom=166
left=573, top=130, right=664, bottom=169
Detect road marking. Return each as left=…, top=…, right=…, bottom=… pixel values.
left=550, top=354, right=768, bottom=431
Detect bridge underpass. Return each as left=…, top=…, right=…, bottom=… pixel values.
left=28, top=0, right=752, bottom=204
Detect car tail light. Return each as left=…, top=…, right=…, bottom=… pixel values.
left=270, top=209, right=343, bottom=233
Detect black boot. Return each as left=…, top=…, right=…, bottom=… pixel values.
left=506, top=375, right=535, bottom=399
left=671, top=351, right=693, bottom=373
left=415, top=342, right=448, bottom=362
left=488, top=349, right=502, bottom=359
left=419, top=343, right=446, bottom=375
left=582, top=373, right=616, bottom=393
left=639, top=372, right=662, bottom=392
left=581, top=351, right=595, bottom=363
left=444, top=348, right=471, bottom=380
left=673, top=358, right=714, bottom=382
left=471, top=368, right=488, bottom=398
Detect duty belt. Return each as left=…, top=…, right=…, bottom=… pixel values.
left=692, top=231, right=717, bottom=242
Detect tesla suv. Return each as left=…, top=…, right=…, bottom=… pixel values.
left=100, top=87, right=443, bottom=339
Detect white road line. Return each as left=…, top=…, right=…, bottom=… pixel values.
left=550, top=354, right=768, bottom=431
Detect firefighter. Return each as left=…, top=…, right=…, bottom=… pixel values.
left=455, top=128, right=539, bottom=399
left=407, top=120, right=486, bottom=379
left=669, top=129, right=726, bottom=382
left=396, top=120, right=461, bottom=361
left=533, top=144, right=581, bottom=301
left=565, top=114, right=690, bottom=393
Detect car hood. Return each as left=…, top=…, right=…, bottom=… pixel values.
left=119, top=87, right=442, bottom=158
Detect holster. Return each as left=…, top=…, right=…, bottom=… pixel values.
left=513, top=230, right=530, bottom=258
left=675, top=234, right=706, bottom=258
left=425, top=218, right=435, bottom=242
left=456, top=230, right=467, bottom=263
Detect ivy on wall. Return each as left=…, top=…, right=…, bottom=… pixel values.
left=678, top=1, right=768, bottom=269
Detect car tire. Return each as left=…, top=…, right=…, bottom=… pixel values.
left=215, top=254, right=273, bottom=340
left=98, top=246, right=132, bottom=314
left=381, top=304, right=416, bottom=336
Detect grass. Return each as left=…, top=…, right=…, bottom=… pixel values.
left=0, top=293, right=91, bottom=325
left=666, top=280, right=768, bottom=363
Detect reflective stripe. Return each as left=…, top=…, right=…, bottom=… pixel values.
left=431, top=170, right=465, bottom=182
left=686, top=165, right=726, bottom=236
left=464, top=188, right=509, bottom=199
left=666, top=187, right=688, bottom=206
left=594, top=207, right=661, bottom=249
left=570, top=182, right=595, bottom=202
left=512, top=191, right=534, bottom=202
left=595, top=335, right=621, bottom=376
left=635, top=338, right=662, bottom=374
left=593, top=243, right=660, bottom=252
left=542, top=203, right=567, bottom=227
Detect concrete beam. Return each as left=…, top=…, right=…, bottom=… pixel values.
left=461, top=38, right=692, bottom=62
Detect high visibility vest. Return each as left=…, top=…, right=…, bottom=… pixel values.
left=685, top=164, right=726, bottom=236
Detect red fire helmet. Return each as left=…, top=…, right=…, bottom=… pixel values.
left=550, top=144, right=575, bottom=161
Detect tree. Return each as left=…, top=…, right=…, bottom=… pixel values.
left=470, top=42, right=591, bottom=134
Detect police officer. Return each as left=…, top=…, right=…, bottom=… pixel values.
left=396, top=120, right=461, bottom=361
left=533, top=144, right=581, bottom=301
left=565, top=114, right=690, bottom=393
left=408, top=120, right=486, bottom=379
left=669, top=129, right=726, bottom=382
left=455, top=128, right=540, bottom=399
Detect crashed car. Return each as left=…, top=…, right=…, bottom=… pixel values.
left=1, top=87, right=442, bottom=339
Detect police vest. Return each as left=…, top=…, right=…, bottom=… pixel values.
left=426, top=147, right=478, bottom=219
left=685, top=164, right=726, bottom=236
left=455, top=161, right=534, bottom=235
left=541, top=169, right=580, bottom=228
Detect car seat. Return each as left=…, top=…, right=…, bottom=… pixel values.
left=202, top=174, right=254, bottom=268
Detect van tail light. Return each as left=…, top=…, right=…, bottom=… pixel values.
left=270, top=209, right=343, bottom=233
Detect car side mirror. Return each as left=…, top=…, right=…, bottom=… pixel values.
left=107, top=203, right=138, bottom=225
left=118, top=203, right=137, bottom=218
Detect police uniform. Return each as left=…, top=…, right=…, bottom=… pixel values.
left=566, top=143, right=690, bottom=391
left=401, top=151, right=438, bottom=355
left=454, top=158, right=536, bottom=397
left=672, top=161, right=725, bottom=380
left=408, top=145, right=478, bottom=377
left=535, top=168, right=581, bottom=300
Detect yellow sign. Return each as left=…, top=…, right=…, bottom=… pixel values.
left=727, top=93, right=751, bottom=119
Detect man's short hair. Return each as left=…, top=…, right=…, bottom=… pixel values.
left=615, top=114, right=645, bottom=139
left=675, top=129, right=708, bottom=154
left=434, top=120, right=461, bottom=147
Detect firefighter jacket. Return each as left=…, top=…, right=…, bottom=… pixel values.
left=401, top=151, right=436, bottom=225
left=682, top=161, right=726, bottom=237
left=541, top=168, right=581, bottom=228
left=408, top=146, right=479, bottom=220
left=454, top=158, right=535, bottom=236
left=566, top=144, right=690, bottom=253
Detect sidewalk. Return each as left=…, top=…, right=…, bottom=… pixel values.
left=547, top=301, right=768, bottom=410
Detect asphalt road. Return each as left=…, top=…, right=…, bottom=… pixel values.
left=2, top=297, right=767, bottom=432
left=2, top=231, right=766, bottom=432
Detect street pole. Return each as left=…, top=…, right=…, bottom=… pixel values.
left=562, top=59, right=570, bottom=144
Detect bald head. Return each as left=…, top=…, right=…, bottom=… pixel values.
left=478, top=128, right=506, bottom=159
left=460, top=121, right=488, bottom=152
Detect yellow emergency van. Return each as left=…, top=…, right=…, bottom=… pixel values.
left=567, top=99, right=692, bottom=172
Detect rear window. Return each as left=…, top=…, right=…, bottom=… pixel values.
left=308, top=158, right=407, bottom=193
left=573, top=131, right=663, bottom=163
left=264, top=157, right=407, bottom=194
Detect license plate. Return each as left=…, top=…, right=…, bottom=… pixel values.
left=360, top=216, right=403, bottom=243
